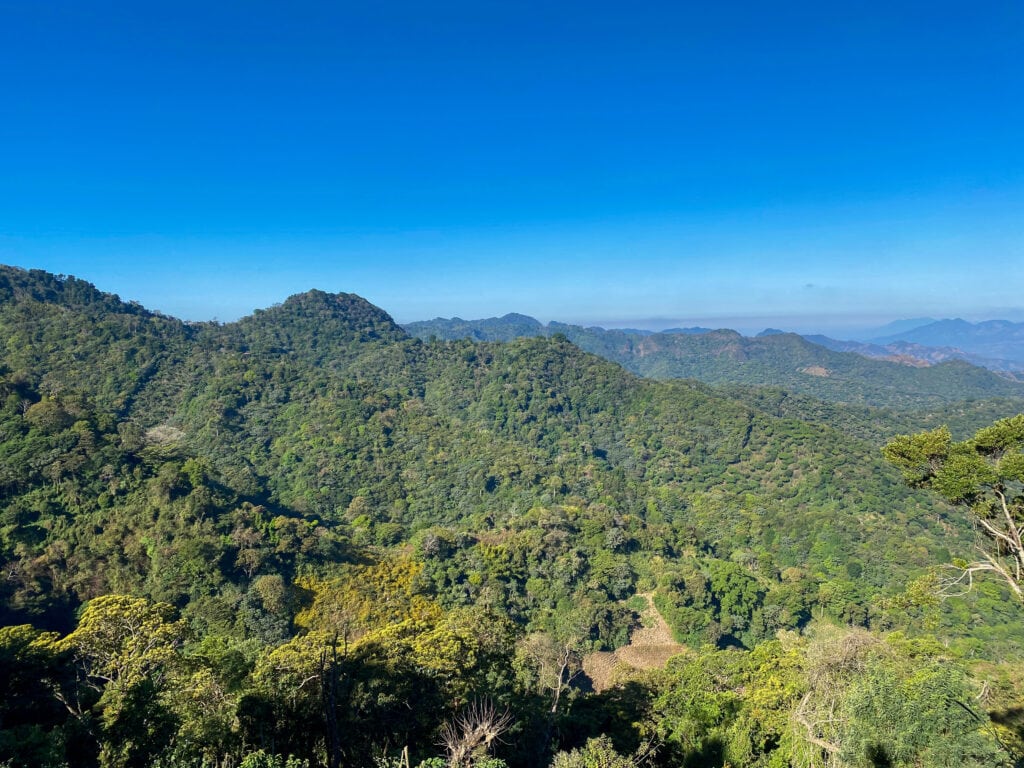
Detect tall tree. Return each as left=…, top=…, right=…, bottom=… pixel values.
left=883, top=415, right=1024, bottom=601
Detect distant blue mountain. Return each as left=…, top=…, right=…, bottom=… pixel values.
left=556, top=325, right=715, bottom=336
left=871, top=319, right=1024, bottom=363
left=803, top=334, right=1024, bottom=373
left=856, top=317, right=937, bottom=340
left=660, top=326, right=715, bottom=335
left=803, top=335, right=892, bottom=357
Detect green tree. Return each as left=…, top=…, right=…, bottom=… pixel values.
left=883, top=415, right=1024, bottom=602
left=791, top=626, right=1006, bottom=768
left=60, top=595, right=186, bottom=691
left=0, top=625, right=72, bottom=767
left=837, top=655, right=1003, bottom=768
left=59, top=594, right=187, bottom=768
left=549, top=735, right=646, bottom=768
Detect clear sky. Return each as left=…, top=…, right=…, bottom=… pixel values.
left=1, top=1, right=1021, bottom=333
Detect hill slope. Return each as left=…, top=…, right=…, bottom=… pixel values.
left=1, top=264, right=1021, bottom=650
left=3, top=265, right=1023, bottom=768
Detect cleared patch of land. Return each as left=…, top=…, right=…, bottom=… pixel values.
left=799, top=365, right=830, bottom=377
left=582, top=593, right=687, bottom=692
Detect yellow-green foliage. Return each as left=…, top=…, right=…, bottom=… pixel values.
left=59, top=594, right=186, bottom=689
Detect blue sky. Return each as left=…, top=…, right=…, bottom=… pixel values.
left=1, top=1, right=1021, bottom=333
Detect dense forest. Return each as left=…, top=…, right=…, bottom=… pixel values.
left=2, top=265, right=1023, bottom=768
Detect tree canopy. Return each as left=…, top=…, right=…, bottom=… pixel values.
left=884, top=415, right=1024, bottom=602
left=2, top=265, right=1023, bottom=767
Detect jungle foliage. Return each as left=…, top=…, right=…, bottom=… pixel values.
left=1, top=265, right=1023, bottom=767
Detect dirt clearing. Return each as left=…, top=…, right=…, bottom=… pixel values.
left=582, top=593, right=687, bottom=692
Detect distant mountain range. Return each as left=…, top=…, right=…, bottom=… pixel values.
left=803, top=317, right=1024, bottom=373
left=857, top=317, right=939, bottom=339
left=403, top=314, right=1024, bottom=408
left=868, top=318, right=1024, bottom=364
left=802, top=335, right=1024, bottom=374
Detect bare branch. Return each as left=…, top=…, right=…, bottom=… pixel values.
left=440, top=699, right=513, bottom=768
left=793, top=692, right=841, bottom=756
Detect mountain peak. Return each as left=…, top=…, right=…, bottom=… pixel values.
left=660, top=326, right=714, bottom=335
left=237, top=289, right=408, bottom=356
left=499, top=312, right=540, bottom=323
left=271, top=289, right=398, bottom=324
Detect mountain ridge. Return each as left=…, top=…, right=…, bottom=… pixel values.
left=403, top=313, right=1024, bottom=408
left=870, top=317, right=1024, bottom=362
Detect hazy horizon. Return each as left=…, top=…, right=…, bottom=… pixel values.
left=8, top=259, right=1024, bottom=343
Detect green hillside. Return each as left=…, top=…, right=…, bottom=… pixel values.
left=2, top=266, right=1022, bottom=768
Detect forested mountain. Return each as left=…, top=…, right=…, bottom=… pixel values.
left=2, top=266, right=1023, bottom=768
left=408, top=313, right=547, bottom=342
left=404, top=315, right=1024, bottom=408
